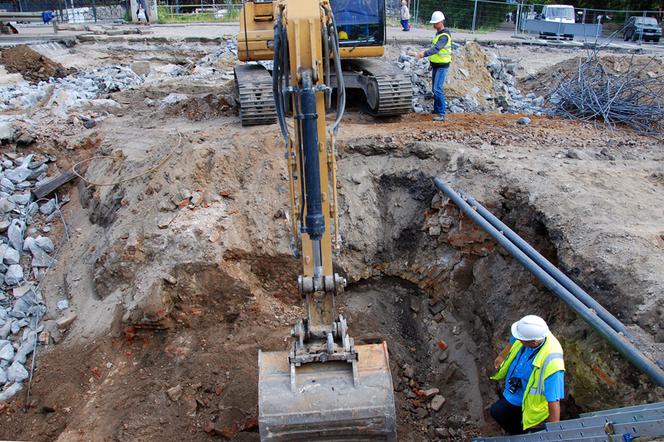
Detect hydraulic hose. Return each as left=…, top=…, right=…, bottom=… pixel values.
left=328, top=9, right=345, bottom=135
left=460, top=192, right=633, bottom=340
left=272, top=11, right=289, bottom=142
left=433, top=177, right=664, bottom=388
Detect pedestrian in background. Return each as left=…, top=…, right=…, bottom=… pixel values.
left=490, top=315, right=565, bottom=435
left=400, top=1, right=410, bottom=31
left=416, top=11, right=452, bottom=121
left=137, top=0, right=150, bottom=24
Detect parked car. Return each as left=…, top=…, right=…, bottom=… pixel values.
left=623, top=16, right=662, bottom=42
left=537, top=5, right=576, bottom=40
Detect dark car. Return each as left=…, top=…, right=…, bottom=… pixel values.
left=623, top=16, right=661, bottom=42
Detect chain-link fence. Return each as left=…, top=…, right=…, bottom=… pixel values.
left=2, top=0, right=127, bottom=22
left=392, top=0, right=663, bottom=43
left=156, top=0, right=240, bottom=23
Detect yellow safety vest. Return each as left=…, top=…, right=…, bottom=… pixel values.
left=490, top=332, right=565, bottom=430
left=428, top=31, right=452, bottom=64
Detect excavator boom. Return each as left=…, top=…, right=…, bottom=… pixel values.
left=256, top=0, right=397, bottom=439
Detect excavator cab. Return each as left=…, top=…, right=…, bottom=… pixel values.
left=330, top=0, right=385, bottom=46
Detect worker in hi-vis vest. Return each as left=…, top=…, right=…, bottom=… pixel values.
left=490, top=315, right=565, bottom=435
left=416, top=11, right=452, bottom=122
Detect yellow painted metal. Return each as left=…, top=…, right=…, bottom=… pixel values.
left=339, top=45, right=385, bottom=58
left=238, top=1, right=384, bottom=62
left=282, top=0, right=333, bottom=280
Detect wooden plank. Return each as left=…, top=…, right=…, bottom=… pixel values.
left=32, top=170, right=77, bottom=200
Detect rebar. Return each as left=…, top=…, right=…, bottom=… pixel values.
left=548, top=51, right=664, bottom=135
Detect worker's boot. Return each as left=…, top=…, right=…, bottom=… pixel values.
left=433, top=114, right=446, bottom=121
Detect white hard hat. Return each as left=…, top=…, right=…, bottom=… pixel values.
left=511, top=315, right=549, bottom=341
left=430, top=11, right=445, bottom=23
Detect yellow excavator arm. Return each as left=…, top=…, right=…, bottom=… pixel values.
left=254, top=0, right=397, bottom=440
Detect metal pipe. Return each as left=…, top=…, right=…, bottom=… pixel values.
left=460, top=192, right=633, bottom=340
left=433, top=177, right=664, bottom=388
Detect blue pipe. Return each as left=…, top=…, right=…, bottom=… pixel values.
left=460, top=192, right=633, bottom=340
left=433, top=177, right=664, bottom=388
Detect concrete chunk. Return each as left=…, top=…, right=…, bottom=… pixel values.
left=3, top=246, right=20, bottom=265
left=7, top=361, right=29, bottom=383
left=4, top=264, right=23, bottom=286
left=0, top=381, right=22, bottom=401
left=430, top=394, right=446, bottom=412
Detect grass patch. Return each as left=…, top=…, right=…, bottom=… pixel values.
left=157, top=5, right=240, bottom=24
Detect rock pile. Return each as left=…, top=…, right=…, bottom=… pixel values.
left=486, top=51, right=545, bottom=115
left=0, top=152, right=63, bottom=402
left=394, top=42, right=546, bottom=115
left=0, top=65, right=144, bottom=114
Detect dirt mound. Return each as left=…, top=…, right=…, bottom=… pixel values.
left=163, top=93, right=236, bottom=121
left=519, top=53, right=664, bottom=96
left=0, top=45, right=74, bottom=83
left=445, top=41, right=496, bottom=105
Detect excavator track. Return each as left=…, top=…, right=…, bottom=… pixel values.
left=344, top=58, right=413, bottom=117
left=234, top=63, right=277, bottom=126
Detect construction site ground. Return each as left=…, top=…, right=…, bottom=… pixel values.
left=0, top=28, right=663, bottom=442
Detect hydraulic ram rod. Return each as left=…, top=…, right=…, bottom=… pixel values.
left=433, top=177, right=664, bottom=388
left=460, top=192, right=633, bottom=340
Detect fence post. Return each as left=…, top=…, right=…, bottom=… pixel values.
left=92, top=0, right=97, bottom=22
left=514, top=2, right=521, bottom=35
left=471, top=0, right=478, bottom=33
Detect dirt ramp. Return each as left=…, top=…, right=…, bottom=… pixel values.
left=0, top=45, right=75, bottom=83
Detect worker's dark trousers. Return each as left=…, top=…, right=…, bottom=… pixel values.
left=490, top=395, right=525, bottom=435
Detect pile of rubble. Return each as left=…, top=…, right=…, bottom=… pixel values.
left=485, top=52, right=545, bottom=115
left=0, top=65, right=143, bottom=115
left=0, top=149, right=67, bottom=402
left=394, top=42, right=546, bottom=115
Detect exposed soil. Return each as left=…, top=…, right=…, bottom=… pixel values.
left=519, top=52, right=664, bottom=96
left=0, top=45, right=75, bottom=83
left=0, top=37, right=663, bottom=442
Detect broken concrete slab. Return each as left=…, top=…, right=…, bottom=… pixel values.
left=35, top=236, right=54, bottom=253
left=4, top=264, right=23, bottom=286
left=7, top=219, right=24, bottom=252
left=0, top=381, right=22, bottom=401
left=3, top=246, right=19, bottom=265
left=7, top=360, right=28, bottom=383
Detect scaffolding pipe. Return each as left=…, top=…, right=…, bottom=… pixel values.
left=433, top=177, right=664, bottom=388
left=460, top=192, right=633, bottom=340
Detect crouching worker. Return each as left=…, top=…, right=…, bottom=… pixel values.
left=490, top=315, right=565, bottom=435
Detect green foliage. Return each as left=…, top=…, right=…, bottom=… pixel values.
left=418, top=0, right=516, bottom=31
left=156, top=5, right=240, bottom=24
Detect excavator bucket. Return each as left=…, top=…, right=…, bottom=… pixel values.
left=258, top=343, right=397, bottom=441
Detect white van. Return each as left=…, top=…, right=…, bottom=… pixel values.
left=541, top=5, right=575, bottom=23
left=539, top=4, right=576, bottom=39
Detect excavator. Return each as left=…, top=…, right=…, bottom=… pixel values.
left=251, top=0, right=398, bottom=439
left=235, top=0, right=412, bottom=126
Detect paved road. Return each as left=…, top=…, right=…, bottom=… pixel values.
left=2, top=22, right=663, bottom=54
